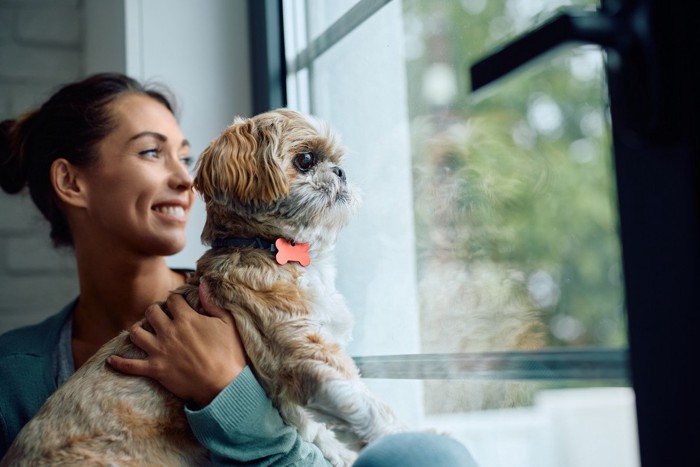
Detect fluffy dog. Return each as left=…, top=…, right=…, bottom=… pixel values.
left=1, top=109, right=404, bottom=466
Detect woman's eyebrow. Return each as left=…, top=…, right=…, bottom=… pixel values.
left=129, top=131, right=166, bottom=142
left=130, top=131, right=191, bottom=148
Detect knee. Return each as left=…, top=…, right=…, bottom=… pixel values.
left=353, top=431, right=478, bottom=467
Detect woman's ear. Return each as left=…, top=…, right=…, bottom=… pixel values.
left=51, top=158, right=88, bottom=208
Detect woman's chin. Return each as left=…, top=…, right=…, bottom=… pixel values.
left=144, top=235, right=187, bottom=257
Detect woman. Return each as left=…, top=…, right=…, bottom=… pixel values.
left=0, top=73, right=477, bottom=466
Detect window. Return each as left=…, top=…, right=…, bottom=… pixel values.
left=251, top=0, right=700, bottom=465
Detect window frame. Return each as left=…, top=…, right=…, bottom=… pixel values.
left=247, top=0, right=700, bottom=464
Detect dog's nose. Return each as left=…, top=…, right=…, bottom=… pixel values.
left=332, top=166, right=346, bottom=181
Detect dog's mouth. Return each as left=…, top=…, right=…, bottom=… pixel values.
left=331, top=186, right=352, bottom=205
left=321, top=182, right=359, bottom=219
left=314, top=173, right=351, bottom=204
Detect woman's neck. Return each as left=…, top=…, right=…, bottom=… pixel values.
left=71, top=248, right=186, bottom=367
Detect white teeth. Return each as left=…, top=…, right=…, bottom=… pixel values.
left=153, top=206, right=186, bottom=218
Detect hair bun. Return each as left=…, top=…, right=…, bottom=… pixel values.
left=0, top=117, right=30, bottom=194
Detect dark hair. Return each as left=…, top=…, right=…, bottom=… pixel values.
left=0, top=72, right=176, bottom=247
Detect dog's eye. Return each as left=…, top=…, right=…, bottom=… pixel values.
left=293, top=152, right=317, bottom=172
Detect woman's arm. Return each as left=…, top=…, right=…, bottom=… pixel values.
left=108, top=285, right=330, bottom=466
left=186, top=366, right=330, bottom=466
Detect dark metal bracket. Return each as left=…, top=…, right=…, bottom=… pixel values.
left=470, top=11, right=618, bottom=91
left=469, top=2, right=668, bottom=141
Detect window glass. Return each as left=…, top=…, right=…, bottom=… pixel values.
left=305, top=0, right=362, bottom=39
left=282, top=1, right=636, bottom=465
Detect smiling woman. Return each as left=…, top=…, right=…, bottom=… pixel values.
left=0, top=76, right=179, bottom=249
left=60, top=93, right=195, bottom=259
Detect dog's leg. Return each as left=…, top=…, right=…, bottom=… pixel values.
left=307, top=378, right=407, bottom=445
left=234, top=318, right=406, bottom=448
left=279, top=403, right=357, bottom=467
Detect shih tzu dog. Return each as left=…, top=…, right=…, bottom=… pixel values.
left=2, top=109, right=404, bottom=466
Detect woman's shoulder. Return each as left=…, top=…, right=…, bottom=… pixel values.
left=0, top=305, right=73, bottom=457
left=0, top=301, right=75, bottom=359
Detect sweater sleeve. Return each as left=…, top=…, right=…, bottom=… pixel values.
left=185, top=366, right=331, bottom=466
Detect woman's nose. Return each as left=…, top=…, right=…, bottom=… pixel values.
left=169, top=157, right=194, bottom=191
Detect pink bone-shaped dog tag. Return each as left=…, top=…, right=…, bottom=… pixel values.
left=275, top=238, right=311, bottom=266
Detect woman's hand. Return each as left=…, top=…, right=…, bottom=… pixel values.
left=108, top=282, right=246, bottom=408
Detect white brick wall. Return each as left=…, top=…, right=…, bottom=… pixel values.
left=0, top=0, right=82, bottom=335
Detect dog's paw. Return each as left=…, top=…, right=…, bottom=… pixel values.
left=324, top=446, right=358, bottom=467
left=312, top=424, right=357, bottom=467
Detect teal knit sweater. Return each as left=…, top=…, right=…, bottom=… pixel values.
left=0, top=302, right=330, bottom=465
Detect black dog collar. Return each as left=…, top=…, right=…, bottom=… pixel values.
left=210, top=237, right=279, bottom=253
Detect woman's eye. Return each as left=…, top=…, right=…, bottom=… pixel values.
left=181, top=156, right=193, bottom=167
left=139, top=148, right=159, bottom=158
left=293, top=152, right=316, bottom=172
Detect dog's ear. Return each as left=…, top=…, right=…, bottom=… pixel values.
left=195, top=118, right=289, bottom=207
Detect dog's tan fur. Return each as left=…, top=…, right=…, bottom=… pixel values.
left=1, top=338, right=207, bottom=466
left=1, top=109, right=403, bottom=466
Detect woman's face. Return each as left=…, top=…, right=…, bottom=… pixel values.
left=81, top=93, right=194, bottom=257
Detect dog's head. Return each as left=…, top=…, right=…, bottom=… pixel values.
left=195, top=108, right=359, bottom=246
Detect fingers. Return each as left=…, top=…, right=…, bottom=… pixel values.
left=109, top=321, right=163, bottom=379
left=161, top=287, right=230, bottom=322
left=144, top=302, right=172, bottom=333
left=128, top=321, right=158, bottom=351
left=107, top=354, right=152, bottom=377
left=164, top=293, right=195, bottom=321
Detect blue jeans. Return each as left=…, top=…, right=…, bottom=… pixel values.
left=353, top=432, right=479, bottom=466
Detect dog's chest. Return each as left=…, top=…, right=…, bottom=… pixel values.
left=298, top=259, right=354, bottom=347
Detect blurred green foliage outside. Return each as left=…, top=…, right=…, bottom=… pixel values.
left=404, top=0, right=626, bottom=351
